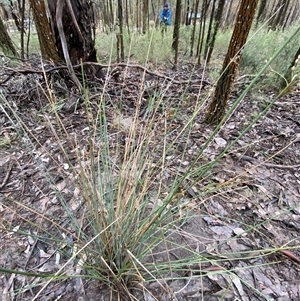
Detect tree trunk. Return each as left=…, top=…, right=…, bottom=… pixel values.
left=185, top=0, right=190, bottom=26
left=47, top=0, right=97, bottom=65
left=136, top=0, right=140, bottom=30
left=142, top=0, right=149, bottom=34
left=206, top=0, right=225, bottom=64
left=255, top=0, right=267, bottom=27
left=117, top=0, right=125, bottom=61
left=221, top=0, right=233, bottom=30
left=190, top=0, right=200, bottom=56
left=206, top=0, right=259, bottom=124
left=278, top=0, right=291, bottom=28
left=8, top=0, right=21, bottom=32
left=288, top=2, right=300, bottom=26
left=30, top=0, right=102, bottom=87
left=125, top=0, right=131, bottom=35
left=155, top=0, right=160, bottom=27
left=283, top=1, right=298, bottom=28
left=29, top=0, right=60, bottom=62
left=0, top=15, right=18, bottom=56
left=268, top=0, right=283, bottom=30
left=0, top=4, right=10, bottom=20
left=109, top=0, right=114, bottom=30
left=196, top=0, right=210, bottom=63
left=271, top=0, right=287, bottom=30
left=100, top=1, right=110, bottom=31
left=20, top=0, right=25, bottom=59
left=172, top=0, right=182, bottom=65
left=204, top=0, right=216, bottom=59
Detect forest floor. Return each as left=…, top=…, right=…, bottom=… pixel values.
left=0, top=61, right=300, bottom=301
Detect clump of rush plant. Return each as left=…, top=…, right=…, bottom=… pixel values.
left=1, top=25, right=299, bottom=301
left=1, top=72, right=202, bottom=300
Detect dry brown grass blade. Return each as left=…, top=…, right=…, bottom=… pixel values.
left=279, top=250, right=300, bottom=264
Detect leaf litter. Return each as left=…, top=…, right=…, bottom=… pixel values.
left=0, top=61, right=299, bottom=300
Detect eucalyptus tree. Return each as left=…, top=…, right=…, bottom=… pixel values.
left=204, top=0, right=216, bottom=59
left=0, top=1, right=10, bottom=20
left=279, top=0, right=291, bottom=27
left=206, top=0, right=259, bottom=124
left=185, top=0, right=190, bottom=26
left=1, top=0, right=25, bottom=57
left=196, top=0, right=210, bottom=64
left=29, top=0, right=59, bottom=62
left=255, top=0, right=267, bottom=27
left=221, top=0, right=233, bottom=30
left=0, top=14, right=18, bottom=56
left=190, top=0, right=200, bottom=56
left=206, top=0, right=225, bottom=64
left=7, top=0, right=22, bottom=31
left=117, top=0, right=125, bottom=61
left=284, top=1, right=300, bottom=28
left=270, top=0, right=288, bottom=29
left=172, top=0, right=182, bottom=65
left=28, top=0, right=100, bottom=88
left=142, top=0, right=149, bottom=34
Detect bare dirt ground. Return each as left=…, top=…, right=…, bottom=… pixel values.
left=0, top=62, right=300, bottom=300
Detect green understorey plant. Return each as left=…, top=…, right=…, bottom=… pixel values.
left=239, top=24, right=300, bottom=91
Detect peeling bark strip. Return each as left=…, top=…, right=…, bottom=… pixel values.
left=206, top=0, right=259, bottom=124
left=56, top=0, right=82, bottom=89
left=47, top=0, right=97, bottom=64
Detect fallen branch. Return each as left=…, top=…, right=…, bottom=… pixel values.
left=0, top=62, right=211, bottom=86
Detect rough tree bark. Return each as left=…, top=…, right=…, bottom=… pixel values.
left=0, top=15, right=18, bottom=56
left=206, top=0, right=259, bottom=124
left=278, top=0, right=291, bottom=28
left=47, top=0, right=97, bottom=65
left=29, top=0, right=60, bottom=62
left=287, top=2, right=300, bottom=27
left=30, top=0, right=102, bottom=87
left=20, top=0, right=25, bottom=59
left=283, top=1, right=298, bottom=28
left=270, top=0, right=286, bottom=30
left=117, top=0, right=125, bottom=61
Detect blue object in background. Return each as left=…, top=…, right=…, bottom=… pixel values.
left=160, top=2, right=171, bottom=25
